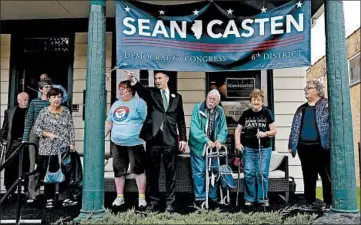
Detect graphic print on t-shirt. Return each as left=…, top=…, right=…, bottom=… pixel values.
left=244, top=117, right=267, bottom=130
left=113, top=106, right=130, bottom=122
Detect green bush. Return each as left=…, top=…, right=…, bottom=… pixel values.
left=80, top=208, right=318, bottom=224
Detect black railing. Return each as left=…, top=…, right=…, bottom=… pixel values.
left=0, top=141, right=42, bottom=225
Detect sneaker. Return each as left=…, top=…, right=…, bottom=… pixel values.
left=45, top=199, right=54, bottom=209
left=261, top=200, right=270, bottom=207
left=322, top=204, right=331, bottom=211
left=138, top=198, right=147, bottom=208
left=62, top=199, right=78, bottom=207
left=244, top=200, right=254, bottom=206
left=112, top=197, right=125, bottom=207
left=26, top=197, right=36, bottom=204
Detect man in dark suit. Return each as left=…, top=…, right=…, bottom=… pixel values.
left=127, top=71, right=187, bottom=212
left=0, top=92, right=30, bottom=196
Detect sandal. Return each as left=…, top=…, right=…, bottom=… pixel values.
left=45, top=199, right=54, bottom=209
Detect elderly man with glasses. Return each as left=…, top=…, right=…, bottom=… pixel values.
left=288, top=79, right=332, bottom=211
left=189, top=89, right=228, bottom=208
left=22, top=78, right=53, bottom=204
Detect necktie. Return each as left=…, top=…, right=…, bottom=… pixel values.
left=162, top=90, right=168, bottom=110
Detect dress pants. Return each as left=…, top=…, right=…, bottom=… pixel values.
left=298, top=143, right=332, bottom=204
left=4, top=139, right=29, bottom=192
left=147, top=130, right=177, bottom=207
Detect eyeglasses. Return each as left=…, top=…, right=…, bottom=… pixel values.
left=43, top=85, right=52, bottom=89
left=304, top=86, right=316, bottom=91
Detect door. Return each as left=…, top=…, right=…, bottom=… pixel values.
left=12, top=35, right=74, bottom=109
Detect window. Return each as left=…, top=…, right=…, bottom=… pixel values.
left=349, top=53, right=360, bottom=85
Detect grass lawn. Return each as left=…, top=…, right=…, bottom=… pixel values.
left=316, top=187, right=361, bottom=209
left=80, top=209, right=319, bottom=224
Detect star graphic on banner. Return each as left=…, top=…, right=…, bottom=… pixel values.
left=125, top=6, right=131, bottom=12
left=296, top=1, right=303, bottom=8
left=227, top=8, right=233, bottom=15
left=159, top=10, right=165, bottom=15
left=193, top=9, right=199, bottom=16
left=261, top=6, right=267, bottom=13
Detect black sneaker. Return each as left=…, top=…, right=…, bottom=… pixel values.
left=322, top=204, right=331, bottom=212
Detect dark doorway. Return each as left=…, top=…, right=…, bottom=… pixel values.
left=10, top=35, right=74, bottom=108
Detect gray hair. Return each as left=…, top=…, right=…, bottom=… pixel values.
left=207, top=89, right=221, bottom=100
left=307, top=79, right=325, bottom=98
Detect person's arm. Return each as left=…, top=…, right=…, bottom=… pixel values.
left=105, top=121, right=113, bottom=138
left=33, top=109, right=47, bottom=138
left=176, top=95, right=187, bottom=142
left=67, top=110, right=75, bottom=150
left=138, top=98, right=148, bottom=123
left=267, top=123, right=277, bottom=137
left=189, top=104, right=210, bottom=145
left=105, top=104, right=114, bottom=138
left=234, top=112, right=245, bottom=150
left=127, top=72, right=151, bottom=102
left=0, top=110, right=9, bottom=143
left=22, top=101, right=35, bottom=142
left=288, top=108, right=301, bottom=151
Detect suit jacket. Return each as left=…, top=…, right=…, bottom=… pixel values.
left=133, top=81, right=187, bottom=146
left=0, top=106, right=27, bottom=151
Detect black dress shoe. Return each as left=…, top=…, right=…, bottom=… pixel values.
left=146, top=203, right=159, bottom=212
left=165, top=205, right=175, bottom=213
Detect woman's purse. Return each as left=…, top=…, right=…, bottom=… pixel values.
left=44, top=152, right=65, bottom=184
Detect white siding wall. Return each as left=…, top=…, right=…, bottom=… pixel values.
left=0, top=34, right=11, bottom=192
left=273, top=67, right=307, bottom=193
left=178, top=72, right=206, bottom=152
left=72, top=32, right=112, bottom=156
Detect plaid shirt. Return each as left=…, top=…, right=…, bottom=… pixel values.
left=206, top=109, right=216, bottom=141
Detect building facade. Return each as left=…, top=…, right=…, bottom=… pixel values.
left=0, top=0, right=326, bottom=194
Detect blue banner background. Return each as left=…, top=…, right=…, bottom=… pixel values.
left=116, top=0, right=311, bottom=71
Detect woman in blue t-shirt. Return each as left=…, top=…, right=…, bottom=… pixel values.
left=234, top=89, right=277, bottom=207
left=105, top=80, right=148, bottom=209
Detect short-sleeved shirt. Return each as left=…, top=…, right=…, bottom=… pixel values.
left=107, top=97, right=147, bottom=146
left=238, top=107, right=275, bottom=149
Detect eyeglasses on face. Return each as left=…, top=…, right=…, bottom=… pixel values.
left=43, top=85, right=52, bottom=89
left=304, top=86, right=316, bottom=91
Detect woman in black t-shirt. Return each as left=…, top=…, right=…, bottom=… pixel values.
left=234, top=89, right=277, bottom=207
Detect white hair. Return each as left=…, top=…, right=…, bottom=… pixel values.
left=207, top=89, right=221, bottom=100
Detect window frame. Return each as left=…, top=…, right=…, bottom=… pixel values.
left=348, top=52, right=360, bottom=87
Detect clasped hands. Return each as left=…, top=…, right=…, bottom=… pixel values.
left=208, top=140, right=222, bottom=150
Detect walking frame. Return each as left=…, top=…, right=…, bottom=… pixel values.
left=204, top=144, right=233, bottom=209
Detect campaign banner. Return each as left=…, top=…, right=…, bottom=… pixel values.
left=116, top=0, right=311, bottom=71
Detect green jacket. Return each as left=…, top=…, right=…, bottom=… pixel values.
left=189, top=101, right=228, bottom=156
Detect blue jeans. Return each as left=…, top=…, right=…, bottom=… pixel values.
left=243, top=146, right=272, bottom=203
left=191, top=151, right=218, bottom=201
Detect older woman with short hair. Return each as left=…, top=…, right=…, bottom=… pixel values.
left=234, top=89, right=277, bottom=207
left=288, top=79, right=331, bottom=210
left=33, top=88, right=76, bottom=209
